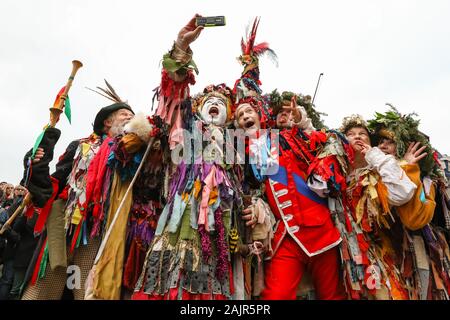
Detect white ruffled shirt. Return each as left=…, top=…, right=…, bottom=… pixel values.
left=359, top=147, right=416, bottom=206
left=308, top=147, right=417, bottom=206
left=293, top=106, right=315, bottom=134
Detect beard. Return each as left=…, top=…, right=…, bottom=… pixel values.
left=109, top=119, right=129, bottom=137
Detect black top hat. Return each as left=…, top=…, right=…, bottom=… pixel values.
left=93, top=102, right=134, bottom=135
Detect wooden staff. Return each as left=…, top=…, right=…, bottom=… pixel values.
left=0, top=60, right=83, bottom=235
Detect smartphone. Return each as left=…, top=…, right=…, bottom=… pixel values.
left=196, top=16, right=226, bottom=27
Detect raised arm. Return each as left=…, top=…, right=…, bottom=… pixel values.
left=156, top=14, right=204, bottom=149
left=163, top=14, right=204, bottom=82
left=365, top=146, right=416, bottom=206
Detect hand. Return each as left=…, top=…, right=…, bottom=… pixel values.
left=32, top=148, right=45, bottom=164
left=176, top=14, right=204, bottom=51
left=290, top=96, right=302, bottom=123
left=249, top=241, right=265, bottom=255
left=404, top=142, right=427, bottom=165
left=241, top=207, right=257, bottom=228
left=355, top=140, right=372, bottom=156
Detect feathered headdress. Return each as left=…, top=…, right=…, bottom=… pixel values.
left=88, top=80, right=135, bottom=136
left=234, top=17, right=278, bottom=104
left=233, top=17, right=277, bottom=126
left=238, top=17, right=278, bottom=77
left=367, top=104, right=443, bottom=179
left=86, top=79, right=128, bottom=104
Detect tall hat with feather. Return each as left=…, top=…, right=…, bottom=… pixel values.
left=233, top=17, right=278, bottom=127
left=87, top=80, right=134, bottom=135
left=367, top=104, right=443, bottom=179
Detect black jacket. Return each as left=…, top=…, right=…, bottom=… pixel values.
left=51, top=139, right=80, bottom=196
left=21, top=127, right=80, bottom=207
left=0, top=197, right=39, bottom=268
left=21, top=128, right=61, bottom=208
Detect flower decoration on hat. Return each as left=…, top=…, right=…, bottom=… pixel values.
left=192, top=83, right=234, bottom=122
left=339, top=114, right=371, bottom=135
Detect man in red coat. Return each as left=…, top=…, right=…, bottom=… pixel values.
left=236, top=95, right=346, bottom=300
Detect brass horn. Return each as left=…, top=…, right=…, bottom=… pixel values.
left=49, top=60, right=83, bottom=127
left=0, top=60, right=84, bottom=235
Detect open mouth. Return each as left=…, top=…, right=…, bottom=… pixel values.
left=209, top=106, right=219, bottom=117
left=245, top=120, right=255, bottom=129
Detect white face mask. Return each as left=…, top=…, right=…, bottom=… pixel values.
left=200, top=96, right=228, bottom=126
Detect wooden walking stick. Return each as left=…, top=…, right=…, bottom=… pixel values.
left=0, top=60, right=83, bottom=235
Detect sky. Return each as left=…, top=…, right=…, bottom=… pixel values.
left=1, top=0, right=449, bottom=184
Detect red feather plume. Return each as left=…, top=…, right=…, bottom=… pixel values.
left=241, top=17, right=278, bottom=66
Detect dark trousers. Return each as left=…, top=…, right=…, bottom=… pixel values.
left=10, top=267, right=26, bottom=299
left=0, top=259, right=14, bottom=300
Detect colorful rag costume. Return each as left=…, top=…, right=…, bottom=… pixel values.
left=133, top=75, right=251, bottom=300
left=132, top=16, right=280, bottom=301
left=82, top=112, right=158, bottom=300
left=21, top=133, right=103, bottom=300
left=334, top=115, right=418, bottom=299
left=366, top=107, right=450, bottom=299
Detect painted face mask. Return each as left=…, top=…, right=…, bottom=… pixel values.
left=199, top=96, right=229, bottom=126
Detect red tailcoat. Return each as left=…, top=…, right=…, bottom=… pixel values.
left=265, top=147, right=341, bottom=258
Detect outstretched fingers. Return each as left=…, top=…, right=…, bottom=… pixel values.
left=290, top=95, right=297, bottom=109
left=406, top=142, right=415, bottom=154
left=414, top=145, right=428, bottom=160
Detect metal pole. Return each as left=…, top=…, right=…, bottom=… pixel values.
left=312, top=73, right=324, bottom=105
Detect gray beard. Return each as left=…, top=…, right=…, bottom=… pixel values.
left=109, top=123, right=126, bottom=137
